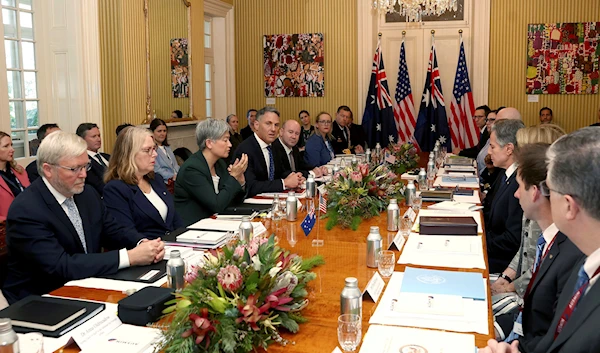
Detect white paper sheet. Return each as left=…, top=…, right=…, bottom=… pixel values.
left=65, top=276, right=167, bottom=292
left=428, top=201, right=483, bottom=212
left=453, top=190, right=482, bottom=204
left=400, top=172, right=418, bottom=181
left=434, top=176, right=480, bottom=188
left=187, top=218, right=241, bottom=231
left=257, top=191, right=307, bottom=199
left=359, top=325, right=476, bottom=353
left=369, top=272, right=489, bottom=335
left=243, top=198, right=274, bottom=204
left=412, top=209, right=483, bottom=233
left=398, top=233, right=486, bottom=269
left=436, top=167, right=477, bottom=176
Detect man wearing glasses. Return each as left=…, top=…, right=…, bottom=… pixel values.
left=2, top=131, right=164, bottom=304
left=455, top=105, right=491, bottom=158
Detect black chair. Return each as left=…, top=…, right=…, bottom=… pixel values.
left=173, top=147, right=193, bottom=166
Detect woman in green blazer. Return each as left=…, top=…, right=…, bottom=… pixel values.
left=174, top=119, right=248, bottom=225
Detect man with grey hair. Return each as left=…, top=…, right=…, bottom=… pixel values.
left=234, top=106, right=304, bottom=197
left=480, top=126, right=600, bottom=353
left=3, top=131, right=165, bottom=304
left=477, top=107, right=522, bottom=178
left=485, top=119, right=525, bottom=273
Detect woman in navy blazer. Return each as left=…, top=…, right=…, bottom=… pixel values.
left=103, top=127, right=183, bottom=239
left=304, top=112, right=336, bottom=168
left=150, top=119, right=179, bottom=183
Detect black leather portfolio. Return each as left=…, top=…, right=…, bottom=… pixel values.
left=99, top=260, right=167, bottom=283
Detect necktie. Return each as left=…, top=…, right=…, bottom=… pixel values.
left=533, top=233, right=546, bottom=272
left=573, top=265, right=590, bottom=296
left=288, top=150, right=296, bottom=172
left=345, top=127, right=351, bottom=148
left=266, top=145, right=275, bottom=181
left=63, top=198, right=87, bottom=253
left=95, top=154, right=107, bottom=167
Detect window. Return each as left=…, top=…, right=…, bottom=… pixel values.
left=1, top=0, right=39, bottom=158
left=204, top=18, right=214, bottom=119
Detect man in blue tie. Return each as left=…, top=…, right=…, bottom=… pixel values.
left=484, top=119, right=526, bottom=273
left=233, top=106, right=304, bottom=197
left=491, top=144, right=583, bottom=350
left=481, top=126, right=600, bottom=353
left=2, top=131, right=164, bottom=303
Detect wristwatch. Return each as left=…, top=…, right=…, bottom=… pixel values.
left=499, top=273, right=513, bottom=283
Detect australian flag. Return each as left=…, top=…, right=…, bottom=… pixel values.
left=301, top=199, right=316, bottom=236
left=362, top=39, right=399, bottom=148
left=413, top=44, right=451, bottom=152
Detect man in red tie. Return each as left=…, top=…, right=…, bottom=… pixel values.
left=481, top=126, right=600, bottom=353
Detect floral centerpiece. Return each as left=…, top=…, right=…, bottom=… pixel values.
left=384, top=142, right=420, bottom=175
left=323, top=163, right=405, bottom=230
left=158, top=235, right=324, bottom=353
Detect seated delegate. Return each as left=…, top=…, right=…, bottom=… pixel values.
left=150, top=118, right=180, bottom=186
left=2, top=131, right=164, bottom=303
left=103, top=127, right=183, bottom=239
left=174, top=118, right=248, bottom=225
left=0, top=131, right=30, bottom=221
left=304, top=112, right=336, bottom=168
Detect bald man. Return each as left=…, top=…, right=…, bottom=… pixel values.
left=272, top=120, right=328, bottom=178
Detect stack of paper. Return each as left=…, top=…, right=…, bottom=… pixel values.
left=428, top=201, right=483, bottom=212
left=369, top=272, right=489, bottom=334
left=437, top=166, right=477, bottom=176
left=453, top=189, right=482, bottom=204
left=413, top=209, right=483, bottom=233
left=359, top=325, right=475, bottom=353
left=65, top=276, right=168, bottom=292
left=434, top=175, right=480, bottom=188
left=187, top=218, right=241, bottom=232
left=257, top=191, right=307, bottom=199
left=176, top=230, right=231, bottom=246
left=398, top=233, right=486, bottom=269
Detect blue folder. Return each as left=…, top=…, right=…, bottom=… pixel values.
left=441, top=176, right=479, bottom=184
left=400, top=267, right=485, bottom=300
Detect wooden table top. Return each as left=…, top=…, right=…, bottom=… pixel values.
left=51, top=202, right=494, bottom=352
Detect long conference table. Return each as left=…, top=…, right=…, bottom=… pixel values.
left=51, top=202, right=494, bottom=352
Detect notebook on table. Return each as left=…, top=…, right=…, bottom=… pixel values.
left=0, top=295, right=105, bottom=337
left=99, top=260, right=167, bottom=283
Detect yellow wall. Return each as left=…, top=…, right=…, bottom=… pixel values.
left=489, top=0, right=600, bottom=131
left=233, top=0, right=357, bottom=126
left=98, top=0, right=205, bottom=152
left=148, top=0, right=189, bottom=118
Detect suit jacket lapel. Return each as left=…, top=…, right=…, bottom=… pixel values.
left=74, top=193, right=94, bottom=253
left=251, top=135, right=269, bottom=177
left=0, top=177, right=13, bottom=196
left=489, top=172, right=513, bottom=219
left=150, top=178, right=174, bottom=225
left=131, top=183, right=168, bottom=228
left=530, top=232, right=565, bottom=294
left=38, top=181, right=85, bottom=252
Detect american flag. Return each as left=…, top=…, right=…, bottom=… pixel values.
left=414, top=43, right=450, bottom=152
left=361, top=38, right=399, bottom=148
left=319, top=192, right=327, bottom=214
left=449, top=39, right=478, bottom=150
left=393, top=41, right=418, bottom=149
left=301, top=199, right=316, bottom=236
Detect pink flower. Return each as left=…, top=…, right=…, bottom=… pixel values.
left=340, top=171, right=348, bottom=179
left=350, top=171, right=362, bottom=183
left=358, top=163, right=369, bottom=177
left=234, top=242, right=259, bottom=257
left=217, top=265, right=243, bottom=292
left=185, top=265, right=199, bottom=283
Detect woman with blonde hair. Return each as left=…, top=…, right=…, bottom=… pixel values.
left=0, top=131, right=30, bottom=221
left=516, top=123, right=566, bottom=146
left=304, top=112, right=335, bottom=167
left=103, top=127, right=182, bottom=239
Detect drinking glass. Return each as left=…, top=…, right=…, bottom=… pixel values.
left=400, top=217, right=412, bottom=237
left=418, top=178, right=428, bottom=191
left=338, top=314, right=361, bottom=352
left=377, top=250, right=395, bottom=278
left=272, top=198, right=286, bottom=221
left=412, top=195, right=422, bottom=213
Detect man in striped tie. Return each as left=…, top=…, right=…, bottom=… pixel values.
left=481, top=127, right=600, bottom=353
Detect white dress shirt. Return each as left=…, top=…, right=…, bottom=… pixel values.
left=255, top=133, right=286, bottom=188
left=279, top=138, right=295, bottom=171
left=42, top=177, right=130, bottom=269
left=540, top=223, right=559, bottom=255
left=505, top=162, right=517, bottom=180
left=142, top=187, right=168, bottom=222
left=87, top=150, right=109, bottom=166
left=584, top=246, right=600, bottom=294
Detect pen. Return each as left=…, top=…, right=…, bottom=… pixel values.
left=445, top=239, right=450, bottom=247
left=427, top=295, right=434, bottom=307
left=417, top=242, right=423, bottom=249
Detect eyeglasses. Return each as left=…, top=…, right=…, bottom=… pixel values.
left=474, top=115, right=486, bottom=119
left=318, top=121, right=332, bottom=125
left=52, top=162, right=92, bottom=174
left=487, top=118, right=496, bottom=123
left=539, top=180, right=578, bottom=198
left=140, top=145, right=158, bottom=155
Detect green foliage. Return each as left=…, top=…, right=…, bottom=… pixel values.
left=278, top=312, right=300, bottom=333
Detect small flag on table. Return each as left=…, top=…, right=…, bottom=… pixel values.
left=301, top=199, right=316, bottom=236
left=319, top=192, right=327, bottom=214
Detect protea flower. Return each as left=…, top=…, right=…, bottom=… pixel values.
left=350, top=171, right=362, bottom=183
left=181, top=308, right=216, bottom=348
left=217, top=265, right=243, bottom=292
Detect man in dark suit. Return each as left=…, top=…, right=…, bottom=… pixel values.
left=346, top=111, right=366, bottom=154
left=240, top=109, right=257, bottom=140
left=492, top=144, right=584, bottom=349
left=480, top=127, right=600, bottom=353
left=2, top=131, right=164, bottom=304
left=272, top=120, right=328, bottom=178
left=457, top=105, right=491, bottom=158
left=226, top=114, right=243, bottom=164
left=331, top=106, right=351, bottom=154
left=26, top=123, right=61, bottom=182
left=233, top=107, right=304, bottom=198
left=76, top=123, right=110, bottom=196
left=484, top=119, right=526, bottom=273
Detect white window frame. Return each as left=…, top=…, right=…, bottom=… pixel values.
left=204, top=16, right=214, bottom=119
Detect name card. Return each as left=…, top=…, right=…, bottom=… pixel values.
left=388, top=231, right=406, bottom=251
left=403, top=207, right=417, bottom=223
left=332, top=347, right=343, bottom=353
left=362, top=272, right=385, bottom=302
left=68, top=311, right=122, bottom=350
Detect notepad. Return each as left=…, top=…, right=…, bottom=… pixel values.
left=176, top=230, right=230, bottom=245
left=400, top=267, right=486, bottom=300
left=12, top=300, right=87, bottom=332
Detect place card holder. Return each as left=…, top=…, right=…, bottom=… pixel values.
left=362, top=272, right=385, bottom=302
left=388, top=231, right=406, bottom=251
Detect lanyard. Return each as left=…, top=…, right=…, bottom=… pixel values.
left=554, top=266, right=600, bottom=339
left=522, top=235, right=558, bottom=303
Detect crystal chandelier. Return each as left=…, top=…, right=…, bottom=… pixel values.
left=372, top=0, right=458, bottom=22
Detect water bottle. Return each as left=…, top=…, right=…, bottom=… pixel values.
left=418, top=167, right=427, bottom=184
left=239, top=216, right=253, bottom=242
left=405, top=180, right=416, bottom=207
left=375, top=143, right=382, bottom=163
left=387, top=199, right=400, bottom=231
left=271, top=194, right=282, bottom=221
left=286, top=192, right=297, bottom=221
left=427, top=157, right=435, bottom=177
left=351, top=155, right=357, bottom=166
left=340, top=277, right=362, bottom=317
left=365, top=148, right=372, bottom=163
left=433, top=144, right=440, bottom=163
left=306, top=175, right=316, bottom=198
left=0, top=319, right=19, bottom=353
left=332, top=163, right=340, bottom=175
left=167, top=250, right=185, bottom=292
left=366, top=226, right=382, bottom=268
